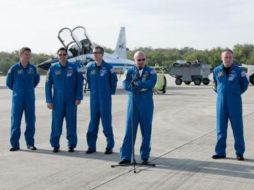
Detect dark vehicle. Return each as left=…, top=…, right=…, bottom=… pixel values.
left=168, top=60, right=211, bottom=86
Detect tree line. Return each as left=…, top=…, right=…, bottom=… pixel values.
left=0, top=51, right=51, bottom=75
left=127, top=44, right=254, bottom=69
left=1, top=44, right=254, bottom=75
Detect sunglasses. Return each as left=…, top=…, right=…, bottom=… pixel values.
left=93, top=52, right=102, bottom=54
left=137, top=58, right=145, bottom=62
left=58, top=53, right=67, bottom=57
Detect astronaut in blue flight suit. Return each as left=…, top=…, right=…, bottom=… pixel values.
left=6, top=47, right=40, bottom=151
left=212, top=49, right=249, bottom=161
left=86, top=46, right=118, bottom=154
left=119, top=51, right=157, bottom=165
left=45, top=47, right=83, bottom=153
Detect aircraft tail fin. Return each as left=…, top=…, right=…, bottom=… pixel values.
left=113, top=27, right=127, bottom=59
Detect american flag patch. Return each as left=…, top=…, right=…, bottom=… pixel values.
left=241, top=71, right=246, bottom=77
left=110, top=68, right=115, bottom=73
left=150, top=69, right=156, bottom=75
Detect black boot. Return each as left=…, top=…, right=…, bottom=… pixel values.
left=118, top=160, right=131, bottom=165
left=53, top=147, right=59, bottom=153
left=27, top=145, right=37, bottom=150
left=104, top=148, right=113, bottom=155
left=86, top=148, right=96, bottom=154
left=212, top=154, right=226, bottom=159
left=9, top=147, right=20, bottom=151
left=236, top=155, right=244, bottom=161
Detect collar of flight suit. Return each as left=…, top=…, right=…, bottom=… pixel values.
left=135, top=65, right=147, bottom=77
left=19, top=62, right=31, bottom=69
left=58, top=61, right=69, bottom=68
left=219, top=63, right=235, bottom=73
left=94, top=60, right=105, bottom=69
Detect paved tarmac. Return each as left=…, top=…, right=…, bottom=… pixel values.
left=0, top=76, right=254, bottom=190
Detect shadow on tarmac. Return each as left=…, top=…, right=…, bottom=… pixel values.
left=21, top=148, right=254, bottom=179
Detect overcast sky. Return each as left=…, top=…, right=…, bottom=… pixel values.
left=0, top=0, right=253, bottom=53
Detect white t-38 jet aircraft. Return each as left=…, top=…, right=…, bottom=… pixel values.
left=38, top=26, right=134, bottom=74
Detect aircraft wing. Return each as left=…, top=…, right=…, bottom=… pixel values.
left=38, top=58, right=58, bottom=70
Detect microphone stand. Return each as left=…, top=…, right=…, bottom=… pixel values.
left=111, top=75, right=156, bottom=173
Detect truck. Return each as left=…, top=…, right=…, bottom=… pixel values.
left=168, top=60, right=211, bottom=86
left=241, top=64, right=254, bottom=85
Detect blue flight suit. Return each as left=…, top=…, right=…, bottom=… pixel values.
left=213, top=64, right=249, bottom=156
left=120, top=65, right=157, bottom=161
left=6, top=62, right=40, bottom=148
left=86, top=60, right=118, bottom=151
left=45, top=61, right=83, bottom=149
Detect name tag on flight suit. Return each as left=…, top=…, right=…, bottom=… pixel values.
left=67, top=68, right=73, bottom=77
left=100, top=68, right=107, bottom=77
left=91, top=69, right=97, bottom=75
left=142, top=71, right=149, bottom=81
left=228, top=71, right=236, bottom=81
left=28, top=68, right=34, bottom=75
left=55, top=70, right=61, bottom=76
left=17, top=69, right=23, bottom=74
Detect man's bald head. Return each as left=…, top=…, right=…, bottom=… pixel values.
left=134, top=51, right=146, bottom=59
left=133, top=51, right=146, bottom=69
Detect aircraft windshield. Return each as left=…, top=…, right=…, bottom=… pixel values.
left=58, top=26, right=92, bottom=57
left=58, top=28, right=73, bottom=49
